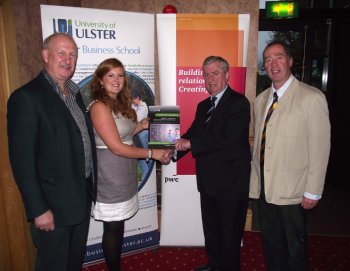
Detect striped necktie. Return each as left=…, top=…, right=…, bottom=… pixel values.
left=205, top=96, right=217, bottom=123
left=260, top=92, right=278, bottom=165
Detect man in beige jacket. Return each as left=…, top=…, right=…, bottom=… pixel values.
left=250, top=41, right=330, bottom=271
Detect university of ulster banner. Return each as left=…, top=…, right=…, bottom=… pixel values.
left=157, top=13, right=250, bottom=246
left=41, top=5, right=158, bottom=265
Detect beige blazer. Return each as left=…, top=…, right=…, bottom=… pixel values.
left=249, top=78, right=331, bottom=205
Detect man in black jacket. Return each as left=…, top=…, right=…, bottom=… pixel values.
left=175, top=56, right=251, bottom=271
left=7, top=33, right=97, bottom=271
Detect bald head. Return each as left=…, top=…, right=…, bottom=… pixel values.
left=42, top=33, right=78, bottom=88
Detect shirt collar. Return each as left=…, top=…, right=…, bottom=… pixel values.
left=42, top=69, right=79, bottom=95
left=211, top=85, right=228, bottom=104
left=271, top=74, right=294, bottom=99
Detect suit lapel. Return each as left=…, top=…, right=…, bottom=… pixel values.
left=277, top=78, right=297, bottom=109
left=269, top=79, right=298, bottom=123
left=204, top=87, right=231, bottom=130
left=255, top=88, right=270, bottom=139
left=38, top=74, right=83, bottom=132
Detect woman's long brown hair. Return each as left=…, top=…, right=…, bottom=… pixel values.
left=90, top=58, right=137, bottom=122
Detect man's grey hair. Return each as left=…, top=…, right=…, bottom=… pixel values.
left=43, top=33, right=77, bottom=50
left=202, top=56, right=229, bottom=73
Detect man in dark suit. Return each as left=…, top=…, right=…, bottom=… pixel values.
left=174, top=56, right=251, bottom=271
left=7, top=33, right=97, bottom=271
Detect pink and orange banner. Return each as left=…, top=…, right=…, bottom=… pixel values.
left=176, top=14, right=247, bottom=175
left=157, top=13, right=250, bottom=246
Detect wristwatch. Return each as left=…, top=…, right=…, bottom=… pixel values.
left=146, top=149, right=153, bottom=161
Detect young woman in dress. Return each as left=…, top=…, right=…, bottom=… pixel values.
left=89, top=58, right=168, bottom=271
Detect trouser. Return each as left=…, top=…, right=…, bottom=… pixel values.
left=30, top=178, right=92, bottom=271
left=258, top=166, right=308, bottom=271
left=200, top=191, right=249, bottom=271
left=30, top=208, right=91, bottom=271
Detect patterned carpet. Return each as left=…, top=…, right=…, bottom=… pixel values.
left=82, top=231, right=350, bottom=271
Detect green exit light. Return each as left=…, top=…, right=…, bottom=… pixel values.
left=266, top=1, right=299, bottom=19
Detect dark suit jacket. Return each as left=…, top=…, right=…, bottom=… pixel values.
left=7, top=72, right=97, bottom=226
left=176, top=86, right=251, bottom=196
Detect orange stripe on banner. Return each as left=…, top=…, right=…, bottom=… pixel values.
left=176, top=30, right=241, bottom=66
left=176, top=14, right=239, bottom=30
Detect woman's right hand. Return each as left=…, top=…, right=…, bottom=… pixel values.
left=151, top=149, right=173, bottom=164
left=151, top=149, right=164, bottom=161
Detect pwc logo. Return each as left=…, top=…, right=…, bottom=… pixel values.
left=164, top=177, right=179, bottom=183
left=53, top=19, right=73, bottom=35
